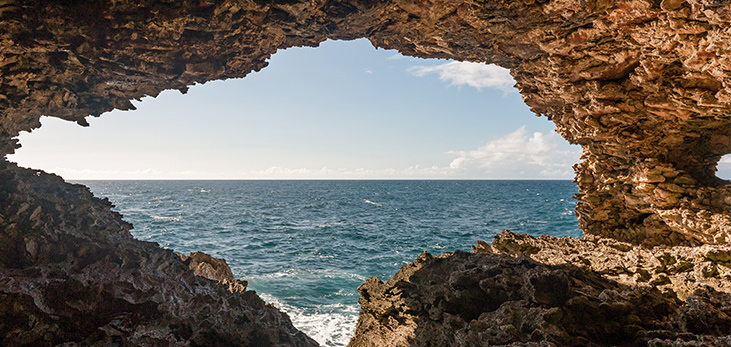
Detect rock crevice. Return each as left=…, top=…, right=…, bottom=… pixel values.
left=349, top=232, right=731, bottom=346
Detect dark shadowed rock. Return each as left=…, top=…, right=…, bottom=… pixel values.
left=349, top=234, right=731, bottom=346
left=0, top=161, right=317, bottom=346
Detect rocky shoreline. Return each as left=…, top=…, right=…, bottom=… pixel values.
left=0, top=161, right=317, bottom=346
left=3, top=158, right=728, bottom=345
left=349, top=231, right=731, bottom=346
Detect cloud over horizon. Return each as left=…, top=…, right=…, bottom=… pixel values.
left=409, top=61, right=516, bottom=93
left=30, top=126, right=582, bottom=180
left=447, top=126, right=581, bottom=178
left=255, top=127, right=580, bottom=179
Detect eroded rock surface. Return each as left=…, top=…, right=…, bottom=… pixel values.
left=0, top=0, right=728, bottom=245
left=350, top=232, right=731, bottom=346
left=483, top=230, right=731, bottom=301
left=1, top=0, right=730, bottom=345
left=0, top=161, right=317, bottom=346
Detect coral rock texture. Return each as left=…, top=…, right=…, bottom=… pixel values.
left=1, top=0, right=730, bottom=345
left=349, top=232, right=731, bottom=346
left=0, top=0, right=728, bottom=245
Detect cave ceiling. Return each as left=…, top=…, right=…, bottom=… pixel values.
left=0, top=0, right=729, bottom=245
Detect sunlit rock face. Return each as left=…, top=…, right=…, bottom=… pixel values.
left=1, top=0, right=731, bottom=345
left=348, top=232, right=731, bottom=346
left=1, top=0, right=729, bottom=245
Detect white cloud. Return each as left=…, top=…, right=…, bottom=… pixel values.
left=446, top=126, right=580, bottom=178
left=27, top=127, right=581, bottom=180
left=249, top=127, right=579, bottom=179
left=720, top=155, right=731, bottom=164
left=409, top=61, right=516, bottom=93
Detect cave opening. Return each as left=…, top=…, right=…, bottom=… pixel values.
left=10, top=39, right=581, bottom=181
left=7, top=39, right=583, bottom=345
left=2, top=1, right=731, bottom=345
left=719, top=154, right=731, bottom=181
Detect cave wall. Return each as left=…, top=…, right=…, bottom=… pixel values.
left=1, top=0, right=729, bottom=245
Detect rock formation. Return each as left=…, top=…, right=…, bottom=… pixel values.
left=0, top=0, right=730, bottom=345
left=349, top=232, right=731, bottom=346
left=1, top=0, right=728, bottom=245
left=0, top=161, right=317, bottom=346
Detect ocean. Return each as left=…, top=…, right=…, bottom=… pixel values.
left=74, top=180, right=581, bottom=346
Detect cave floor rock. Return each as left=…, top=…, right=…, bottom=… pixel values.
left=349, top=231, right=731, bottom=346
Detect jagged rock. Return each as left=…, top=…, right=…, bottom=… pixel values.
left=350, top=233, right=731, bottom=346
left=179, top=251, right=236, bottom=282
left=0, top=0, right=728, bottom=246
left=481, top=230, right=731, bottom=301
left=0, top=0, right=730, bottom=345
left=0, top=161, right=317, bottom=346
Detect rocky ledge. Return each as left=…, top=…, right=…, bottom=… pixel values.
left=0, top=161, right=317, bottom=346
left=350, top=230, right=731, bottom=346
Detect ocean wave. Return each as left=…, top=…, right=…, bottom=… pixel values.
left=253, top=268, right=368, bottom=282
left=315, top=222, right=351, bottom=228
left=150, top=215, right=180, bottom=222
left=258, top=293, right=358, bottom=347
left=363, top=199, right=382, bottom=207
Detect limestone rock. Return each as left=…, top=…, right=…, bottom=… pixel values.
left=0, top=161, right=317, bottom=346
left=179, top=251, right=236, bottom=282
left=350, top=232, right=731, bottom=346
left=0, top=0, right=728, bottom=246
left=0, top=0, right=730, bottom=345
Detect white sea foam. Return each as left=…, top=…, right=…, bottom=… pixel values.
left=316, top=222, right=350, bottom=228
left=258, top=293, right=358, bottom=347
left=363, top=199, right=382, bottom=207
left=149, top=215, right=180, bottom=222
left=255, top=268, right=368, bottom=282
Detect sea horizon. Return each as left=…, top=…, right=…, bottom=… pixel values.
left=78, top=179, right=581, bottom=346
left=71, top=178, right=576, bottom=181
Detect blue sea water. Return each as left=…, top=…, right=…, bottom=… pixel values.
left=75, top=180, right=581, bottom=346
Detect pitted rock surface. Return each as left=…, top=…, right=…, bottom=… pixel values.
left=0, top=0, right=729, bottom=245
left=479, top=230, right=731, bottom=301
left=1, top=0, right=731, bottom=345
left=349, top=239, right=731, bottom=346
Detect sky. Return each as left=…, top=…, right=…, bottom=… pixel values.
left=6, top=38, right=730, bottom=180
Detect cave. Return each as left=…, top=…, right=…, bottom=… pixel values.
left=1, top=0, right=730, bottom=345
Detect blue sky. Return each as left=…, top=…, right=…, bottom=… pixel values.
left=8, top=38, right=727, bottom=180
